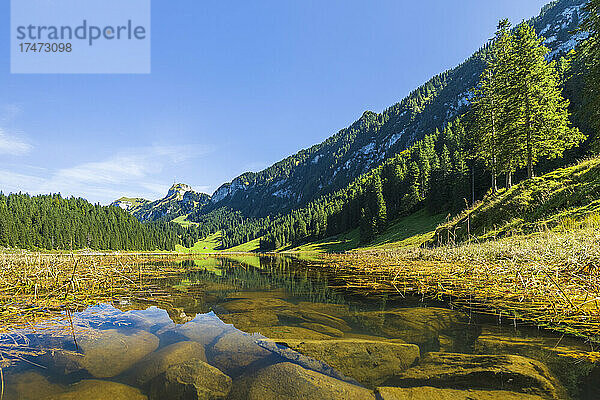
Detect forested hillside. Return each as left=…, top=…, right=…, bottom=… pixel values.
left=433, top=155, right=600, bottom=245
left=198, top=0, right=587, bottom=220
left=11, top=0, right=591, bottom=253
left=159, top=0, right=591, bottom=251
left=0, top=193, right=202, bottom=251
left=215, top=0, right=599, bottom=252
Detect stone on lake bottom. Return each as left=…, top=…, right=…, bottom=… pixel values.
left=210, top=331, right=272, bottom=373
left=3, top=371, right=64, bottom=400
left=255, top=325, right=333, bottom=340
left=275, top=338, right=420, bottom=388
left=45, top=379, right=147, bottom=400
left=387, top=352, right=565, bottom=399
left=377, top=386, right=548, bottom=400
left=148, top=359, right=232, bottom=400
left=228, top=361, right=376, bottom=400
left=127, top=340, right=207, bottom=386
left=50, top=329, right=159, bottom=378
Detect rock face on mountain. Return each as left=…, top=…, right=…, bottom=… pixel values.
left=113, top=183, right=210, bottom=222
left=111, top=197, right=150, bottom=212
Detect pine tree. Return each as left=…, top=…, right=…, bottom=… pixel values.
left=509, top=22, right=585, bottom=178
left=470, top=20, right=513, bottom=192
left=371, top=175, right=387, bottom=231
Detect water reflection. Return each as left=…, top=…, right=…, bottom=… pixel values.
left=0, top=255, right=598, bottom=399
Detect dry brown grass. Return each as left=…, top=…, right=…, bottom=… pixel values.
left=321, top=226, right=600, bottom=343
left=0, top=253, right=200, bottom=331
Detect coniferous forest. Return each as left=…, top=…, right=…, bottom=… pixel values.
left=0, top=193, right=202, bottom=250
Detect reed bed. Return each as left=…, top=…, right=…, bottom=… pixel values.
left=321, top=226, right=600, bottom=343
left=0, top=253, right=202, bottom=332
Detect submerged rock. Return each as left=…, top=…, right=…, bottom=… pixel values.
left=255, top=339, right=359, bottom=385
left=148, top=359, right=232, bottom=400
left=298, top=310, right=352, bottom=332
left=386, top=352, right=565, bottom=399
left=50, top=329, right=159, bottom=378
left=273, top=339, right=420, bottom=388
left=475, top=326, right=597, bottom=398
left=177, top=320, right=229, bottom=346
left=210, top=331, right=272, bottom=373
left=254, top=325, right=333, bottom=340
left=127, top=341, right=207, bottom=386
left=220, top=298, right=293, bottom=312
left=228, top=361, right=376, bottom=400
left=298, top=322, right=345, bottom=337
left=45, top=379, right=147, bottom=400
left=355, top=307, right=473, bottom=352
left=377, top=386, right=547, bottom=400
left=218, top=310, right=279, bottom=332
left=3, top=371, right=64, bottom=400
left=296, top=302, right=352, bottom=319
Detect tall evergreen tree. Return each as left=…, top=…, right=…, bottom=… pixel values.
left=470, top=20, right=513, bottom=192
left=509, top=22, right=585, bottom=178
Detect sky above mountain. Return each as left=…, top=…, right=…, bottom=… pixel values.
left=0, top=0, right=549, bottom=204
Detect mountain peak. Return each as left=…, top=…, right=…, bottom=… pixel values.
left=167, top=183, right=193, bottom=198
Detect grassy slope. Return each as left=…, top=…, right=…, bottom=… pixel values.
left=285, top=209, right=445, bottom=253
left=434, top=156, right=600, bottom=245
left=226, top=237, right=261, bottom=252
left=175, top=231, right=262, bottom=253
left=175, top=231, right=223, bottom=253
left=172, top=214, right=199, bottom=228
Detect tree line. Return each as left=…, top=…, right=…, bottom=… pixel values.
left=0, top=193, right=199, bottom=251
left=470, top=20, right=584, bottom=191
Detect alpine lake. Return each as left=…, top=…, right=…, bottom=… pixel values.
left=1, top=254, right=598, bottom=400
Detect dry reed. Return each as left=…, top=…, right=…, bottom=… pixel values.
left=320, top=226, right=600, bottom=343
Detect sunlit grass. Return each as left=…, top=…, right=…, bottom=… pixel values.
left=175, top=231, right=222, bottom=253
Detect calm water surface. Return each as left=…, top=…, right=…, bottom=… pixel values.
left=1, top=255, right=598, bottom=399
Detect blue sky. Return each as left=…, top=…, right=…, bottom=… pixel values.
left=0, top=0, right=549, bottom=204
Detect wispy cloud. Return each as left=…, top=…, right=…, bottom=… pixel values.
left=0, top=104, right=23, bottom=123
left=0, top=128, right=32, bottom=156
left=0, top=144, right=211, bottom=204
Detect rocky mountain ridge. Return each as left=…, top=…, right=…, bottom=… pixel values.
left=112, top=183, right=210, bottom=222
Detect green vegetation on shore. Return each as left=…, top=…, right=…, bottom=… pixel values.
left=435, top=156, right=600, bottom=245
left=175, top=231, right=223, bottom=253
left=0, top=193, right=199, bottom=251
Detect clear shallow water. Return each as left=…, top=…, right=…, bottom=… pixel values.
left=0, top=255, right=598, bottom=399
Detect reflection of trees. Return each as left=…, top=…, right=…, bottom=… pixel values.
left=168, top=256, right=346, bottom=306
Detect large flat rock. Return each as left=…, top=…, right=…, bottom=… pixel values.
left=218, top=311, right=279, bottom=332
left=377, top=386, right=547, bottom=400
left=51, top=329, right=159, bottom=378
left=475, top=326, right=597, bottom=398
left=355, top=307, right=472, bottom=352
left=45, top=380, right=147, bottom=400
left=219, top=298, right=294, bottom=312
left=228, top=361, right=376, bottom=400
left=275, top=338, right=420, bottom=388
left=255, top=325, right=333, bottom=340
left=386, top=352, right=564, bottom=399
